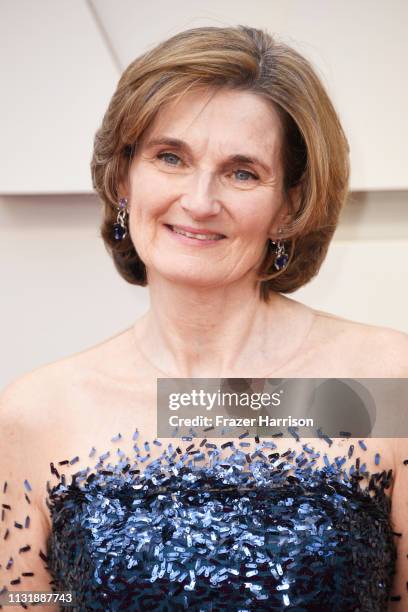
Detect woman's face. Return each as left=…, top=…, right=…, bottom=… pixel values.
left=124, top=88, right=290, bottom=289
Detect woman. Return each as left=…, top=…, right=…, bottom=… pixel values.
left=1, top=25, right=407, bottom=611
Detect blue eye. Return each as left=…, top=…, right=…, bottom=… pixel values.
left=234, top=169, right=258, bottom=182
left=157, top=152, right=181, bottom=165
left=156, top=152, right=258, bottom=182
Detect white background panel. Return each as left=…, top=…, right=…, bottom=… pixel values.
left=0, top=1, right=407, bottom=192
left=0, top=0, right=119, bottom=193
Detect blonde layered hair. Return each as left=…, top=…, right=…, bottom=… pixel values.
left=91, top=25, right=350, bottom=302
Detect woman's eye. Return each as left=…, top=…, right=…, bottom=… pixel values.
left=156, top=152, right=258, bottom=182
left=156, top=152, right=181, bottom=166
left=233, top=169, right=259, bottom=182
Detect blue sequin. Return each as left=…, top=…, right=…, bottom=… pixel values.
left=46, top=437, right=397, bottom=611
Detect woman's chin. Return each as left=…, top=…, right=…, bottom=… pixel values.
left=151, top=267, right=227, bottom=288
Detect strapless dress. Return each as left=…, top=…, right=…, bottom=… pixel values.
left=42, top=431, right=397, bottom=611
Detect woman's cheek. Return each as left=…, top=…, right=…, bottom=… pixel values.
left=243, top=215, right=269, bottom=240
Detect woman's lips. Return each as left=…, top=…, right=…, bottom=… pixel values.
left=164, top=224, right=226, bottom=245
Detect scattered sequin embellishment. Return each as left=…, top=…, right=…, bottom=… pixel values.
left=43, top=435, right=397, bottom=611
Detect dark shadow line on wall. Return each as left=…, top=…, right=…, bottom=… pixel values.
left=85, top=0, right=123, bottom=74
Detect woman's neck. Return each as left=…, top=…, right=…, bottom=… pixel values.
left=132, top=275, right=312, bottom=378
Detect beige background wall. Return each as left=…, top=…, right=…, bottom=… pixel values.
left=1, top=1, right=407, bottom=388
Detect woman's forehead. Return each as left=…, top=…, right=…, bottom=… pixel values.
left=140, top=89, right=282, bottom=160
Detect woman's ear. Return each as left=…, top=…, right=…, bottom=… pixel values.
left=268, top=213, right=290, bottom=241
left=117, top=174, right=130, bottom=204
left=117, top=183, right=128, bottom=201
left=280, top=183, right=303, bottom=235
left=286, top=182, right=302, bottom=217
left=268, top=183, right=302, bottom=240
left=117, top=152, right=132, bottom=201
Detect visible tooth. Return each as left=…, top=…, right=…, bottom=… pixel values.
left=172, top=227, right=223, bottom=240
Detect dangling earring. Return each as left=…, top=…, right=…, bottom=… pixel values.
left=269, top=228, right=289, bottom=271
left=113, top=197, right=128, bottom=241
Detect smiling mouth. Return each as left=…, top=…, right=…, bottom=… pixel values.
left=164, top=224, right=226, bottom=241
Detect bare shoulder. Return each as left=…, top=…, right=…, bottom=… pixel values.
left=310, top=306, right=408, bottom=376
left=0, top=363, right=61, bottom=428
left=0, top=361, right=68, bottom=494
left=0, top=325, right=135, bottom=413
left=0, top=326, right=138, bottom=496
left=0, top=324, right=145, bottom=452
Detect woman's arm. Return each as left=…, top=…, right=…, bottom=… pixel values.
left=388, top=438, right=408, bottom=610
left=387, top=326, right=408, bottom=609
left=0, top=379, right=58, bottom=611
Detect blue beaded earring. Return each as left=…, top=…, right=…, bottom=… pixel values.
left=113, top=197, right=128, bottom=241
left=270, top=228, right=289, bottom=271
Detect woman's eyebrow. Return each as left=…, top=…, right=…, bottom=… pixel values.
left=144, top=136, right=273, bottom=172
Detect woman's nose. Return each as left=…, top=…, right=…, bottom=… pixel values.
left=180, top=171, right=222, bottom=217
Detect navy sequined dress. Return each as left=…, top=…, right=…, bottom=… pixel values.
left=45, top=433, right=396, bottom=611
